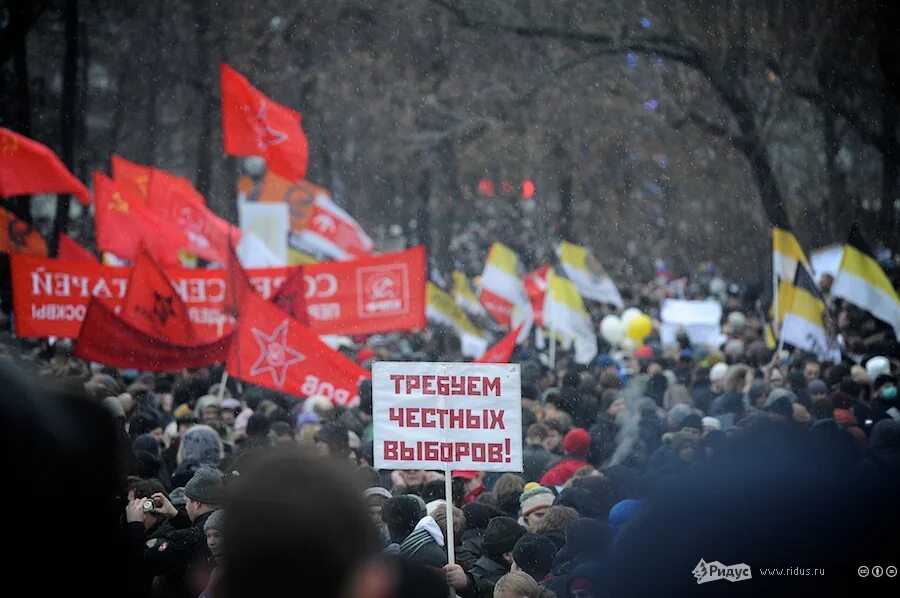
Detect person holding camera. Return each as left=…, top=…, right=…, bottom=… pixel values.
left=125, top=467, right=224, bottom=598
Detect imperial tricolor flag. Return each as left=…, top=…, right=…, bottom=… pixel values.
left=557, top=241, right=623, bottom=308
left=426, top=282, right=488, bottom=358
left=778, top=264, right=840, bottom=363
left=479, top=242, right=527, bottom=327
left=831, top=225, right=900, bottom=338
left=544, top=268, right=598, bottom=364
left=453, top=271, right=487, bottom=318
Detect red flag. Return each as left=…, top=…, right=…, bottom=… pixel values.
left=524, top=266, right=550, bottom=326
left=111, top=154, right=151, bottom=203
left=220, top=63, right=309, bottom=181
left=475, top=324, right=522, bottom=363
left=270, top=265, right=310, bottom=326
left=120, top=247, right=196, bottom=343
left=93, top=172, right=187, bottom=266
left=57, top=234, right=97, bottom=263
left=293, top=194, right=374, bottom=260
left=145, top=169, right=240, bottom=264
left=227, top=290, right=370, bottom=405
left=74, top=298, right=232, bottom=371
left=0, top=127, right=91, bottom=205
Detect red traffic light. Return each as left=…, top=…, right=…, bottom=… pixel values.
left=521, top=179, right=535, bottom=199
left=477, top=179, right=495, bottom=197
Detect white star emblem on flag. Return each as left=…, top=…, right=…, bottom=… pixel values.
left=248, top=319, right=304, bottom=387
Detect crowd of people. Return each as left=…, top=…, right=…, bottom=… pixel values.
left=3, top=283, right=900, bottom=596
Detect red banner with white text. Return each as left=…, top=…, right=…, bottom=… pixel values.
left=11, top=248, right=426, bottom=339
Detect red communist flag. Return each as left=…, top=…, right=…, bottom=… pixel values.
left=111, top=154, right=151, bottom=203
left=270, top=265, right=310, bottom=326
left=58, top=234, right=97, bottom=263
left=524, top=266, right=550, bottom=326
left=93, top=172, right=187, bottom=266
left=0, top=127, right=91, bottom=205
left=145, top=169, right=240, bottom=264
left=120, top=247, right=196, bottom=343
left=475, top=324, right=523, bottom=364
left=220, top=63, right=309, bottom=181
left=227, top=290, right=370, bottom=405
left=74, top=298, right=232, bottom=371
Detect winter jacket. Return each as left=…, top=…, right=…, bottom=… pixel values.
left=399, top=516, right=447, bottom=569
left=467, top=555, right=509, bottom=597
left=139, top=510, right=216, bottom=598
left=540, top=457, right=590, bottom=487
left=523, top=443, right=560, bottom=483
left=588, top=414, right=618, bottom=467
left=457, top=530, right=485, bottom=572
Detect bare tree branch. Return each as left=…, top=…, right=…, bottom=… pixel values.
left=791, top=85, right=885, bottom=151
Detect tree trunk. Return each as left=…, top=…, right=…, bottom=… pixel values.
left=6, top=28, right=33, bottom=223
left=144, top=0, right=164, bottom=164
left=51, top=0, right=79, bottom=257
left=431, top=137, right=458, bottom=272
left=878, top=19, right=900, bottom=250
left=823, top=109, right=851, bottom=243
left=194, top=0, right=214, bottom=198
left=555, top=141, right=574, bottom=242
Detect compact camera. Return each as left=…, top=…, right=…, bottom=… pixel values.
left=142, top=499, right=157, bottom=512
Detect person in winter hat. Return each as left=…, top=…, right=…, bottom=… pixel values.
left=382, top=495, right=446, bottom=568
left=445, top=516, right=525, bottom=597
left=457, top=502, right=505, bottom=571
left=131, top=467, right=224, bottom=598
left=608, top=499, right=642, bottom=536
left=494, top=571, right=556, bottom=598
left=511, top=533, right=557, bottom=582
left=172, top=425, right=224, bottom=488
left=519, top=486, right=555, bottom=532
left=539, top=428, right=591, bottom=487
left=200, top=509, right=225, bottom=598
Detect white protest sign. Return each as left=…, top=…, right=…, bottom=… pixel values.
left=373, top=362, right=523, bottom=471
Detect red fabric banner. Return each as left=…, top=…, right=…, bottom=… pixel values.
left=58, top=234, right=97, bottom=263
left=74, top=298, right=232, bottom=371
left=227, top=291, right=370, bottom=405
left=0, top=127, right=91, bottom=204
left=272, top=246, right=426, bottom=335
left=524, top=266, right=550, bottom=326
left=11, top=249, right=426, bottom=339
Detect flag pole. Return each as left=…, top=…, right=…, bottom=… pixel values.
left=217, top=371, right=229, bottom=401
left=444, top=469, right=457, bottom=598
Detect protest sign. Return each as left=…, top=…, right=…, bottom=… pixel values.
left=372, top=362, right=523, bottom=471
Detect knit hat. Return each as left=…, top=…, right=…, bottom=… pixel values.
left=194, top=395, right=220, bottom=418
left=483, top=516, right=525, bottom=556
left=679, top=413, right=703, bottom=432
left=246, top=413, right=271, bottom=437
left=866, top=356, right=891, bottom=381
left=130, top=411, right=161, bottom=436
left=173, top=403, right=193, bottom=419
left=184, top=467, right=225, bottom=505
left=180, top=425, right=222, bottom=465
left=512, top=534, right=557, bottom=581
left=519, top=486, right=554, bottom=517
left=709, top=362, right=729, bottom=383
left=608, top=499, right=642, bottom=535
left=701, top=416, right=722, bottom=432
left=807, top=379, right=829, bottom=396
left=563, top=428, right=591, bottom=457
left=462, top=502, right=504, bottom=531
left=133, top=433, right=160, bottom=456
left=364, top=487, right=392, bottom=501
left=203, top=509, right=224, bottom=532
left=764, top=396, right=793, bottom=419
left=667, top=404, right=693, bottom=426
left=523, top=482, right=541, bottom=493
left=766, top=388, right=798, bottom=407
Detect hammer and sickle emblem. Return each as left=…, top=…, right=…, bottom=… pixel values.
left=109, top=192, right=130, bottom=212
left=0, top=132, right=19, bottom=156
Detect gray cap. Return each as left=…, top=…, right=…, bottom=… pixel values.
left=169, top=487, right=187, bottom=507
left=203, top=509, right=225, bottom=532
left=184, top=467, right=225, bottom=505
left=765, top=388, right=798, bottom=407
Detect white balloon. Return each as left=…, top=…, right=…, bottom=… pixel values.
left=600, top=315, right=625, bottom=345
left=621, top=307, right=643, bottom=327
left=621, top=337, right=637, bottom=352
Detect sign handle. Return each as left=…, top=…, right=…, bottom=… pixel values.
left=445, top=469, right=457, bottom=598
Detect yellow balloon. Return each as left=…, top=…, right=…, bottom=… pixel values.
left=626, top=313, right=653, bottom=341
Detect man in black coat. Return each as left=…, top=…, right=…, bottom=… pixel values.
left=132, top=467, right=224, bottom=598
left=383, top=495, right=447, bottom=569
